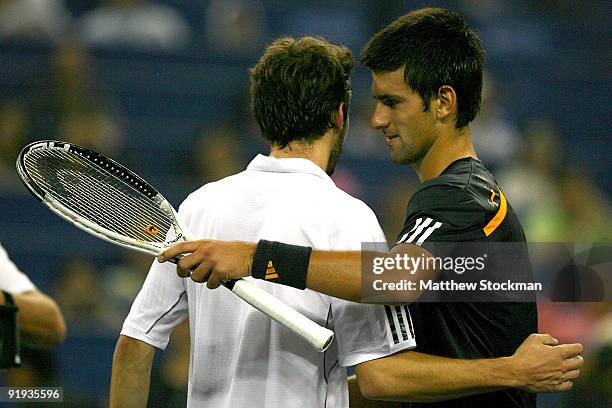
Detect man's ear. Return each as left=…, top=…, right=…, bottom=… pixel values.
left=436, top=85, right=457, bottom=122
left=335, top=103, right=344, bottom=128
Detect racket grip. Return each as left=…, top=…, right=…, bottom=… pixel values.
left=227, top=277, right=335, bottom=352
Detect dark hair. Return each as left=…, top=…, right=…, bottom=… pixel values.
left=250, top=36, right=354, bottom=148
left=361, top=8, right=484, bottom=128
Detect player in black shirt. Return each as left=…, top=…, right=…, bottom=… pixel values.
left=396, top=156, right=538, bottom=408
left=160, top=7, right=583, bottom=406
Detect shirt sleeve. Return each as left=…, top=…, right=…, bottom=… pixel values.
left=0, top=243, right=36, bottom=294
left=120, top=201, right=192, bottom=350
left=330, top=200, right=416, bottom=367
left=120, top=259, right=188, bottom=350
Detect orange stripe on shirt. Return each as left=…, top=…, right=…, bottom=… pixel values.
left=483, top=189, right=507, bottom=236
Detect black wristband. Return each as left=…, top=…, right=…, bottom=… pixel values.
left=252, top=240, right=312, bottom=289
left=1, top=290, right=16, bottom=308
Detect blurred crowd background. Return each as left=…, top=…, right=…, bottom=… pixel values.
left=0, top=0, right=609, bottom=406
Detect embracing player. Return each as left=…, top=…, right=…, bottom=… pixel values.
left=160, top=8, right=583, bottom=407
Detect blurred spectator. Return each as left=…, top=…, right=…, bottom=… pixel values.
left=497, top=118, right=563, bottom=238
left=556, top=169, right=612, bottom=242
left=0, top=0, right=72, bottom=44
left=204, top=0, right=266, bottom=56
left=278, top=2, right=369, bottom=49
left=525, top=170, right=609, bottom=243
left=538, top=302, right=600, bottom=345
left=470, top=71, right=523, bottom=170
left=191, top=124, right=247, bottom=186
left=53, top=257, right=121, bottom=332
left=28, top=43, right=123, bottom=155
left=0, top=99, right=29, bottom=193
left=57, top=110, right=123, bottom=155
left=500, top=116, right=611, bottom=242
left=78, top=0, right=190, bottom=52
left=102, top=250, right=151, bottom=317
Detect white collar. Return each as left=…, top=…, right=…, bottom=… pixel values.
left=246, top=154, right=335, bottom=186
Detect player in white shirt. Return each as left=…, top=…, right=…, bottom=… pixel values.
left=110, top=36, right=414, bottom=407
left=0, top=242, right=66, bottom=346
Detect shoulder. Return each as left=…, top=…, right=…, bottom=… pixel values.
left=407, top=160, right=500, bottom=222
left=397, top=160, right=513, bottom=244
left=407, top=182, right=482, bottom=229
left=325, top=188, right=387, bottom=246
left=179, top=172, right=247, bottom=211
left=331, top=188, right=380, bottom=225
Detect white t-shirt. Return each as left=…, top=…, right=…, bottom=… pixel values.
left=122, top=155, right=415, bottom=407
left=0, top=243, right=36, bottom=294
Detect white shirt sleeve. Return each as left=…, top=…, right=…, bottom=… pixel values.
left=120, top=259, right=188, bottom=350
left=0, top=243, right=36, bottom=294
left=120, top=201, right=192, bottom=350
left=329, top=200, right=416, bottom=367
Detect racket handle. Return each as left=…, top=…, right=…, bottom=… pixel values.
left=225, top=277, right=335, bottom=352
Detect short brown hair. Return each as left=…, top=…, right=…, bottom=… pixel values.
left=250, top=37, right=354, bottom=148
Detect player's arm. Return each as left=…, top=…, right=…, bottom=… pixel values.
left=159, top=241, right=432, bottom=303
left=354, top=334, right=583, bottom=402
left=348, top=374, right=402, bottom=408
left=110, top=335, right=156, bottom=408
left=0, top=289, right=66, bottom=347
left=307, top=242, right=434, bottom=302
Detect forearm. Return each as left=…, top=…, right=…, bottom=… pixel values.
left=7, top=290, right=67, bottom=347
left=306, top=244, right=433, bottom=303
left=306, top=250, right=363, bottom=302
left=110, top=335, right=155, bottom=408
left=348, top=374, right=403, bottom=408
left=356, top=351, right=519, bottom=402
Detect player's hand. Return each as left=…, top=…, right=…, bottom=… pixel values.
left=508, top=333, right=583, bottom=393
left=158, top=240, right=256, bottom=289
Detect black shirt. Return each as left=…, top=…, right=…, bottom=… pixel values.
left=395, top=157, right=538, bottom=408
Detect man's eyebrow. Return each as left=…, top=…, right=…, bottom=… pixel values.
left=372, top=93, right=403, bottom=101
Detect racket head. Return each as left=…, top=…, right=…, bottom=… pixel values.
left=16, top=140, right=186, bottom=256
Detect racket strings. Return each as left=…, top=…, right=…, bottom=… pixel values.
left=26, top=149, right=165, bottom=239
left=23, top=148, right=178, bottom=244
left=26, top=149, right=172, bottom=243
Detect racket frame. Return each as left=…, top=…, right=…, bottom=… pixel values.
left=17, top=140, right=187, bottom=255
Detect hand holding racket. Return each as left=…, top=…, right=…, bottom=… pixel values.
left=17, top=140, right=334, bottom=352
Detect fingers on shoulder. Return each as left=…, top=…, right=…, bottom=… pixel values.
left=531, top=333, right=558, bottom=346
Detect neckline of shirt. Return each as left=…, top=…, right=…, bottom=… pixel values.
left=246, top=154, right=336, bottom=186
left=411, top=156, right=481, bottom=195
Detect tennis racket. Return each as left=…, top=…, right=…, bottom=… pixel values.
left=16, top=140, right=334, bottom=352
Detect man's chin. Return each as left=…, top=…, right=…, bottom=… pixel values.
left=390, top=148, right=423, bottom=166
left=390, top=152, right=412, bottom=165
